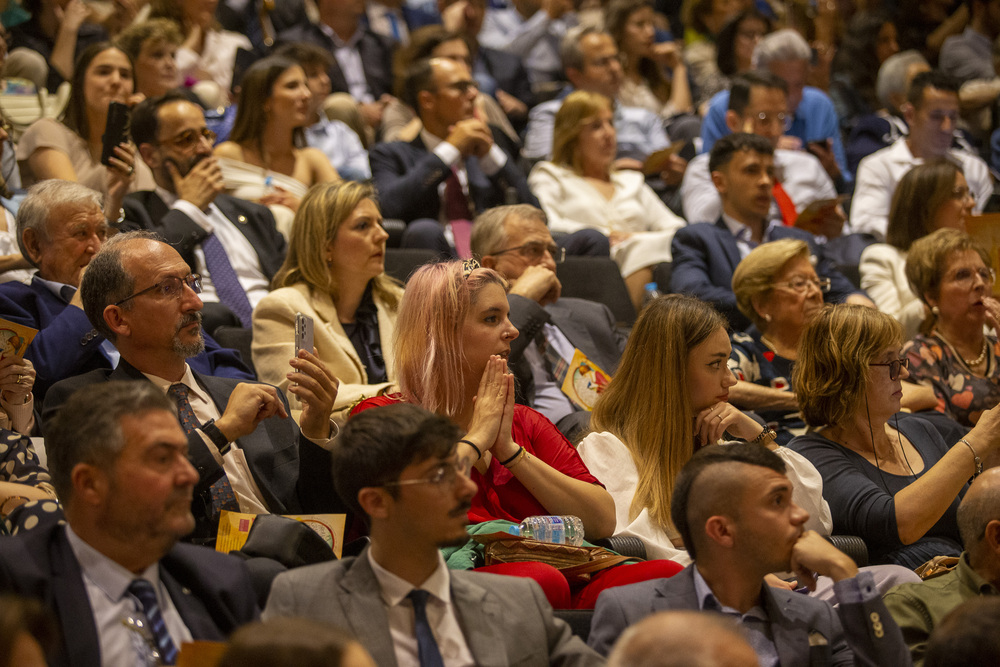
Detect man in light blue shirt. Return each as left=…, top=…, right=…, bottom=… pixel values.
left=479, top=0, right=577, bottom=86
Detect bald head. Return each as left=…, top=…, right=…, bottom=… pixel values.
left=607, top=611, right=758, bottom=667
left=958, top=468, right=1000, bottom=560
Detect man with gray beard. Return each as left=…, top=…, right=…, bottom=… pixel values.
left=43, top=231, right=344, bottom=543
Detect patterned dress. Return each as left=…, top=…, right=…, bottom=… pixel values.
left=728, top=327, right=804, bottom=444
left=903, top=333, right=1000, bottom=427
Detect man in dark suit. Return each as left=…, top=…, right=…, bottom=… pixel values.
left=371, top=57, right=538, bottom=254
left=43, top=232, right=342, bottom=543
left=264, top=403, right=603, bottom=666
left=670, top=132, right=872, bottom=330
left=473, top=204, right=624, bottom=441
left=588, top=444, right=910, bottom=666
left=0, top=381, right=259, bottom=667
left=217, top=0, right=309, bottom=54
left=0, top=180, right=252, bottom=405
left=126, top=92, right=287, bottom=331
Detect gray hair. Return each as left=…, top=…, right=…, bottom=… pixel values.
left=16, top=180, right=103, bottom=268
left=561, top=25, right=607, bottom=73
left=876, top=49, right=929, bottom=110
left=471, top=205, right=548, bottom=258
left=47, top=381, right=175, bottom=505
left=751, top=28, right=811, bottom=69
left=81, top=230, right=162, bottom=341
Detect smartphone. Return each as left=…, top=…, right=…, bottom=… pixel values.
left=295, top=312, right=314, bottom=357
left=100, top=101, right=130, bottom=167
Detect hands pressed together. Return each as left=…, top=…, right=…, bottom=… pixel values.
left=462, top=355, right=518, bottom=470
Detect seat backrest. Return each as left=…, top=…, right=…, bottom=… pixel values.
left=556, top=257, right=637, bottom=326
left=213, top=326, right=255, bottom=375
left=384, top=248, right=440, bottom=284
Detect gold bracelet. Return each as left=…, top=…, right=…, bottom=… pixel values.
left=504, top=448, right=528, bottom=470
left=0, top=495, right=29, bottom=518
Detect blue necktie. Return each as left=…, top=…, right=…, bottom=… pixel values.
left=407, top=589, right=445, bottom=667
left=202, top=231, right=253, bottom=328
left=127, top=579, right=178, bottom=665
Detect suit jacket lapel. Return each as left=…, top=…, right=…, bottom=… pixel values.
left=49, top=528, right=102, bottom=667
left=339, top=552, right=400, bottom=667
left=161, top=566, right=226, bottom=641
left=714, top=218, right=743, bottom=272
left=545, top=304, right=604, bottom=370
left=309, top=287, right=367, bottom=380
left=765, top=586, right=815, bottom=666
left=450, top=574, right=509, bottom=666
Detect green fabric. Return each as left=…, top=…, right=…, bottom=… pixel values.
left=441, top=520, right=610, bottom=570
left=883, top=552, right=998, bottom=666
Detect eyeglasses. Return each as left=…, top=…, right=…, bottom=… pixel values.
left=754, top=111, right=792, bottom=132
left=383, top=461, right=463, bottom=489
left=952, top=186, right=975, bottom=202
left=947, top=266, right=996, bottom=288
left=869, top=357, right=909, bottom=381
left=114, top=274, right=203, bottom=307
left=440, top=80, right=479, bottom=95
left=772, top=277, right=831, bottom=294
left=158, top=127, right=216, bottom=151
left=491, top=242, right=566, bottom=264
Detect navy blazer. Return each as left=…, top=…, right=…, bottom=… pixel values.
left=670, top=219, right=863, bottom=330
left=0, top=523, right=259, bottom=667
left=0, top=277, right=253, bottom=404
left=370, top=134, right=538, bottom=223
left=507, top=295, right=626, bottom=407
left=476, top=46, right=535, bottom=109
left=42, top=361, right=343, bottom=539
left=274, top=22, right=395, bottom=100
left=123, top=191, right=287, bottom=283
left=588, top=566, right=911, bottom=666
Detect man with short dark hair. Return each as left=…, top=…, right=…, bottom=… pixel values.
left=670, top=133, right=869, bottom=330
left=370, top=57, right=537, bottom=254
left=0, top=381, right=259, bottom=667
left=0, top=180, right=252, bottom=403
left=125, top=92, right=287, bottom=331
left=472, top=204, right=624, bottom=440
left=851, top=70, right=993, bottom=238
left=43, top=232, right=342, bottom=543
left=883, top=467, right=1000, bottom=665
left=264, top=402, right=604, bottom=666
left=588, top=444, right=909, bottom=665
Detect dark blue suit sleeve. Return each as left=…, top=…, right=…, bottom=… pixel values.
left=370, top=144, right=450, bottom=222
left=190, top=332, right=256, bottom=382
left=669, top=226, right=741, bottom=320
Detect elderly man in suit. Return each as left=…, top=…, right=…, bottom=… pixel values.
left=588, top=444, right=910, bottom=666
left=0, top=381, right=259, bottom=667
left=43, top=232, right=342, bottom=544
left=670, top=132, right=872, bottom=330
left=125, top=92, right=287, bottom=331
left=472, top=204, right=624, bottom=441
left=0, top=180, right=252, bottom=404
left=264, top=402, right=604, bottom=666
left=370, top=56, right=538, bottom=256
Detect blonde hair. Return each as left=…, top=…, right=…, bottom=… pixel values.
left=271, top=182, right=401, bottom=308
left=590, top=295, right=726, bottom=532
left=794, top=304, right=903, bottom=428
left=732, top=239, right=811, bottom=330
left=905, top=228, right=991, bottom=335
left=393, top=261, right=507, bottom=418
left=552, top=90, right=613, bottom=174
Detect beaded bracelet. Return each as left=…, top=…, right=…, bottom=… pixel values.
left=457, top=439, right=482, bottom=460
left=960, top=438, right=983, bottom=477
left=500, top=446, right=525, bottom=467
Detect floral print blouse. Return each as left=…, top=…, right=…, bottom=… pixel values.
left=903, top=333, right=1000, bottom=427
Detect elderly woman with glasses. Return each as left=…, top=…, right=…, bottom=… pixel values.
left=790, top=304, right=1000, bottom=568
left=903, top=229, right=1000, bottom=428
left=727, top=239, right=827, bottom=444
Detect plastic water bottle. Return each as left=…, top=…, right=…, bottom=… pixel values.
left=642, top=282, right=662, bottom=309
left=509, top=515, right=585, bottom=545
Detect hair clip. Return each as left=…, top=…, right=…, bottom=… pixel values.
left=462, top=258, right=480, bottom=278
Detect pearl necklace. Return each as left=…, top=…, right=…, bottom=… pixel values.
left=937, top=332, right=989, bottom=368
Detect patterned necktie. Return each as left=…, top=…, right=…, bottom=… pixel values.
left=166, top=383, right=239, bottom=515
left=127, top=579, right=179, bottom=665
left=407, top=589, right=445, bottom=667
left=202, top=231, right=253, bottom=328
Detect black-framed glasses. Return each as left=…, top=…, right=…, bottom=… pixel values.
left=492, top=242, right=566, bottom=264
left=382, top=461, right=463, bottom=489
left=114, top=274, right=203, bottom=307
left=869, top=357, right=909, bottom=381
left=158, top=127, right=216, bottom=151
left=772, top=277, right=831, bottom=294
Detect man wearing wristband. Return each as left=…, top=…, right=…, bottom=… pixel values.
left=588, top=444, right=910, bottom=665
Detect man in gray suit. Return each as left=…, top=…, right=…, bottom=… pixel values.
left=263, top=403, right=603, bottom=666
left=472, top=204, right=626, bottom=441
left=588, top=444, right=910, bottom=666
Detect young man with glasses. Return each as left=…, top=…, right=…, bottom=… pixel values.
left=472, top=204, right=625, bottom=441
left=671, top=132, right=872, bottom=331
left=124, top=91, right=288, bottom=332
left=43, top=232, right=343, bottom=544
left=264, top=402, right=604, bottom=667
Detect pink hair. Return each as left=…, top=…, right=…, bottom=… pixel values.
left=393, top=261, right=507, bottom=418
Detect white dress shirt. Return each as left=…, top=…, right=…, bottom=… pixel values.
left=367, top=550, right=475, bottom=667
left=65, top=526, right=193, bottom=667
left=320, top=22, right=374, bottom=103
left=155, top=187, right=270, bottom=309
